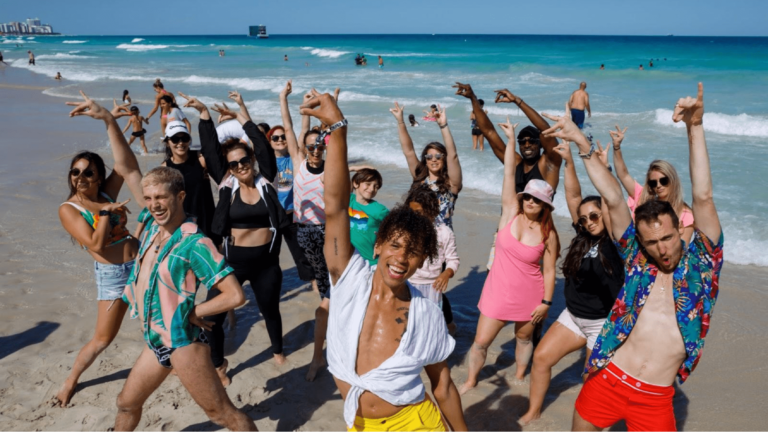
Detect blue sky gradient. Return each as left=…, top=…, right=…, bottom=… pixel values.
left=2, top=0, right=766, bottom=36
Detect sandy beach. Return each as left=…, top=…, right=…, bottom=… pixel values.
left=1, top=65, right=767, bottom=430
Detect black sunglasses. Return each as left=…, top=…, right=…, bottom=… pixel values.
left=648, top=177, right=670, bottom=189
left=270, top=134, right=286, bottom=142
left=306, top=144, right=326, bottom=153
left=70, top=168, right=95, bottom=178
left=424, top=153, right=444, bottom=161
left=228, top=156, right=252, bottom=170
left=169, top=133, right=191, bottom=144
left=578, top=212, right=602, bottom=227
left=517, top=137, right=541, bottom=145
left=522, top=193, right=542, bottom=204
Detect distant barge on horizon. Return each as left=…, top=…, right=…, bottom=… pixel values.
left=249, top=25, right=268, bottom=38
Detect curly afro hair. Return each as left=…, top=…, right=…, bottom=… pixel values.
left=375, top=204, right=438, bottom=264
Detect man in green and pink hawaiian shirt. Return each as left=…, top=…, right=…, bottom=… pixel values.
left=116, top=167, right=257, bottom=431
left=542, top=83, right=723, bottom=431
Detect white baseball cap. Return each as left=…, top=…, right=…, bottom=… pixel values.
left=163, top=120, right=190, bottom=142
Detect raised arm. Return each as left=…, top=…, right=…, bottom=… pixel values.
left=66, top=91, right=145, bottom=207
left=280, top=80, right=301, bottom=161
left=542, top=110, right=631, bottom=240
left=389, top=102, right=420, bottom=179
left=496, top=88, right=561, bottom=166
left=223, top=91, right=277, bottom=182
left=553, top=140, right=583, bottom=224
left=435, top=105, right=463, bottom=195
left=673, top=83, right=720, bottom=240
left=498, top=117, right=520, bottom=230
left=608, top=125, right=636, bottom=195
left=180, top=92, right=227, bottom=184
left=453, top=82, right=508, bottom=164
left=301, top=90, right=353, bottom=283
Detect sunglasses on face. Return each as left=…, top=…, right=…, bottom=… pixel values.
left=228, top=156, right=252, bottom=170
left=648, top=177, right=670, bottom=189
left=522, top=193, right=542, bottom=204
left=424, top=153, right=444, bottom=161
left=270, top=134, right=286, bottom=142
left=70, top=168, right=95, bottom=179
left=578, top=212, right=602, bottom=227
left=306, top=144, right=326, bottom=153
left=169, top=134, right=191, bottom=145
left=517, top=137, right=541, bottom=145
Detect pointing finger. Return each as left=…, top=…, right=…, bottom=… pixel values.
left=697, top=82, right=704, bottom=101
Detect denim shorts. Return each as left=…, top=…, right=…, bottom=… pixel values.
left=94, top=260, right=134, bottom=301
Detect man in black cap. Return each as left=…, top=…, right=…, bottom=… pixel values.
left=453, top=83, right=562, bottom=192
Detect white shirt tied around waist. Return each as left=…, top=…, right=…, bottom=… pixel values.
left=293, top=159, right=325, bottom=225
left=327, top=252, right=455, bottom=428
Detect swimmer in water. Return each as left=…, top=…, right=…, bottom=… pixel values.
left=378, top=55, right=384, bottom=68
left=284, top=54, right=288, bottom=61
left=600, top=64, right=605, bottom=70
left=55, top=72, right=63, bottom=80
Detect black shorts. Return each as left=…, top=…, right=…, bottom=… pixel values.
left=471, top=128, right=482, bottom=136
left=132, top=129, right=147, bottom=138
left=149, top=332, right=209, bottom=368
left=29, top=59, right=35, bottom=65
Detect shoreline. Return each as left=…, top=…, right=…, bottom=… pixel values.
left=1, top=66, right=767, bottom=430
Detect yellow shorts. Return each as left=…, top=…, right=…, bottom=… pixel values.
left=348, top=398, right=446, bottom=431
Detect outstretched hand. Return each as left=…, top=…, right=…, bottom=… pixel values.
left=178, top=91, right=207, bottom=112
left=540, top=102, right=586, bottom=146
left=211, top=102, right=237, bottom=119
left=595, top=140, right=610, bottom=167
left=497, top=116, right=519, bottom=140
left=609, top=125, right=627, bottom=149
left=66, top=91, right=113, bottom=121
left=228, top=91, right=244, bottom=106
left=389, top=101, right=405, bottom=122
left=111, top=99, right=131, bottom=118
left=101, top=199, right=132, bottom=215
left=553, top=140, right=574, bottom=164
left=672, top=82, right=704, bottom=127
left=300, top=89, right=344, bottom=126
left=452, top=82, right=476, bottom=100
left=280, top=80, right=293, bottom=99
left=435, top=104, right=448, bottom=127
left=494, top=89, right=521, bottom=104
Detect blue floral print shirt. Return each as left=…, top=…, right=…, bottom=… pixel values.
left=585, top=221, right=724, bottom=384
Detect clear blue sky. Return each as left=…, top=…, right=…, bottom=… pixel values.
left=3, top=0, right=767, bottom=36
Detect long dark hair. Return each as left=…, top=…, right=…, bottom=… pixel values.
left=67, top=151, right=107, bottom=199
left=561, top=196, right=612, bottom=279
left=160, top=94, right=178, bottom=109
left=122, top=89, right=129, bottom=101
left=412, top=142, right=450, bottom=194
left=404, top=184, right=440, bottom=222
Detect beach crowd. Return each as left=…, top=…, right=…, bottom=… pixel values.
left=53, top=76, right=723, bottom=431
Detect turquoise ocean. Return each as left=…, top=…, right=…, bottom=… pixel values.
left=3, top=34, right=767, bottom=266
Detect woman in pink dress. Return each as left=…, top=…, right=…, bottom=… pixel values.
left=460, top=118, right=560, bottom=395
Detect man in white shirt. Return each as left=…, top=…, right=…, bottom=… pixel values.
left=301, top=90, right=467, bottom=431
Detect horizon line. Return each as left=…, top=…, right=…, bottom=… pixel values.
left=18, top=33, right=768, bottom=38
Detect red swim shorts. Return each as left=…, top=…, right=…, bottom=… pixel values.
left=575, top=362, right=676, bottom=431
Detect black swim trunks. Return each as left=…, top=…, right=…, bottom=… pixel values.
left=29, top=59, right=35, bottom=65
left=132, top=128, right=147, bottom=138
left=150, top=331, right=209, bottom=368
left=471, top=128, right=482, bottom=136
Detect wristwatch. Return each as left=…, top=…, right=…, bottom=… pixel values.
left=327, top=118, right=348, bottom=132
left=541, top=299, right=553, bottom=306
left=99, top=210, right=111, bottom=216
left=579, top=142, right=597, bottom=159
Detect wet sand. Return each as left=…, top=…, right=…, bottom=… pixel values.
left=1, top=66, right=767, bottom=430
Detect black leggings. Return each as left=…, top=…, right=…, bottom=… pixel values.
left=205, top=242, right=283, bottom=366
left=442, top=293, right=454, bottom=325
left=280, top=220, right=314, bottom=282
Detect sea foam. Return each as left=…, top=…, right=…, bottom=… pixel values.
left=131, top=38, right=145, bottom=43
left=302, top=47, right=350, bottom=58
left=654, top=109, right=768, bottom=138
left=62, top=40, right=88, bottom=44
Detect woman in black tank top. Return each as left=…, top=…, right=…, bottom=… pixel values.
left=520, top=142, right=624, bottom=425
left=162, top=132, right=219, bottom=245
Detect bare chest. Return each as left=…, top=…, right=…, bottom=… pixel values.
left=355, top=303, right=409, bottom=377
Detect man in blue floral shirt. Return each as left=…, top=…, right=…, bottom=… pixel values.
left=542, top=83, right=723, bottom=431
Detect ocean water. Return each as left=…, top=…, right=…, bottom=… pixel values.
left=3, top=34, right=767, bottom=266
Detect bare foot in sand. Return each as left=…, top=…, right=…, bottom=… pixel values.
left=53, top=379, right=77, bottom=407
left=518, top=410, right=541, bottom=426
left=458, top=380, right=476, bottom=395
left=273, top=353, right=287, bottom=366
left=217, top=359, right=231, bottom=387
left=305, top=358, right=326, bottom=381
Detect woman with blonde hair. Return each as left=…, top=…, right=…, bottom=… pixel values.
left=611, top=126, right=694, bottom=244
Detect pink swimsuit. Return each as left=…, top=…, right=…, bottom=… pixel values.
left=478, top=216, right=545, bottom=322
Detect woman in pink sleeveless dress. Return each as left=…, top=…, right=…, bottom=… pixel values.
left=460, top=119, right=560, bottom=395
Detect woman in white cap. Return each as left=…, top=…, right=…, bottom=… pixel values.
left=459, top=118, right=560, bottom=395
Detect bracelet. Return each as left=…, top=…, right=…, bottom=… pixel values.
left=397, top=121, right=405, bottom=125
left=613, top=146, right=621, bottom=151
left=327, top=118, right=348, bottom=133
left=439, top=123, right=449, bottom=129
left=579, top=142, right=597, bottom=159
left=541, top=299, right=553, bottom=306
left=99, top=210, right=111, bottom=217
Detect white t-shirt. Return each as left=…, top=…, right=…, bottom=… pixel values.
left=216, top=119, right=249, bottom=144
left=326, top=251, right=455, bottom=428
left=166, top=107, right=186, bottom=123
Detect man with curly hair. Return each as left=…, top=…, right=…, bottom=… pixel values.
left=299, top=89, right=466, bottom=431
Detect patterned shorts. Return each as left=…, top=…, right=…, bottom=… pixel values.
left=297, top=223, right=331, bottom=298
left=149, top=332, right=209, bottom=369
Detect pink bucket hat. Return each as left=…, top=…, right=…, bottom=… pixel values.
left=517, top=179, right=555, bottom=209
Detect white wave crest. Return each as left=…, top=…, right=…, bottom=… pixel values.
left=35, top=53, right=95, bottom=60
left=62, top=40, right=88, bottom=44
left=179, top=75, right=283, bottom=92
left=2, top=38, right=37, bottom=44
left=303, top=47, right=350, bottom=58
left=654, top=109, right=768, bottom=138
left=131, top=38, right=145, bottom=43
left=519, top=72, right=578, bottom=84
left=115, top=43, right=198, bottom=51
